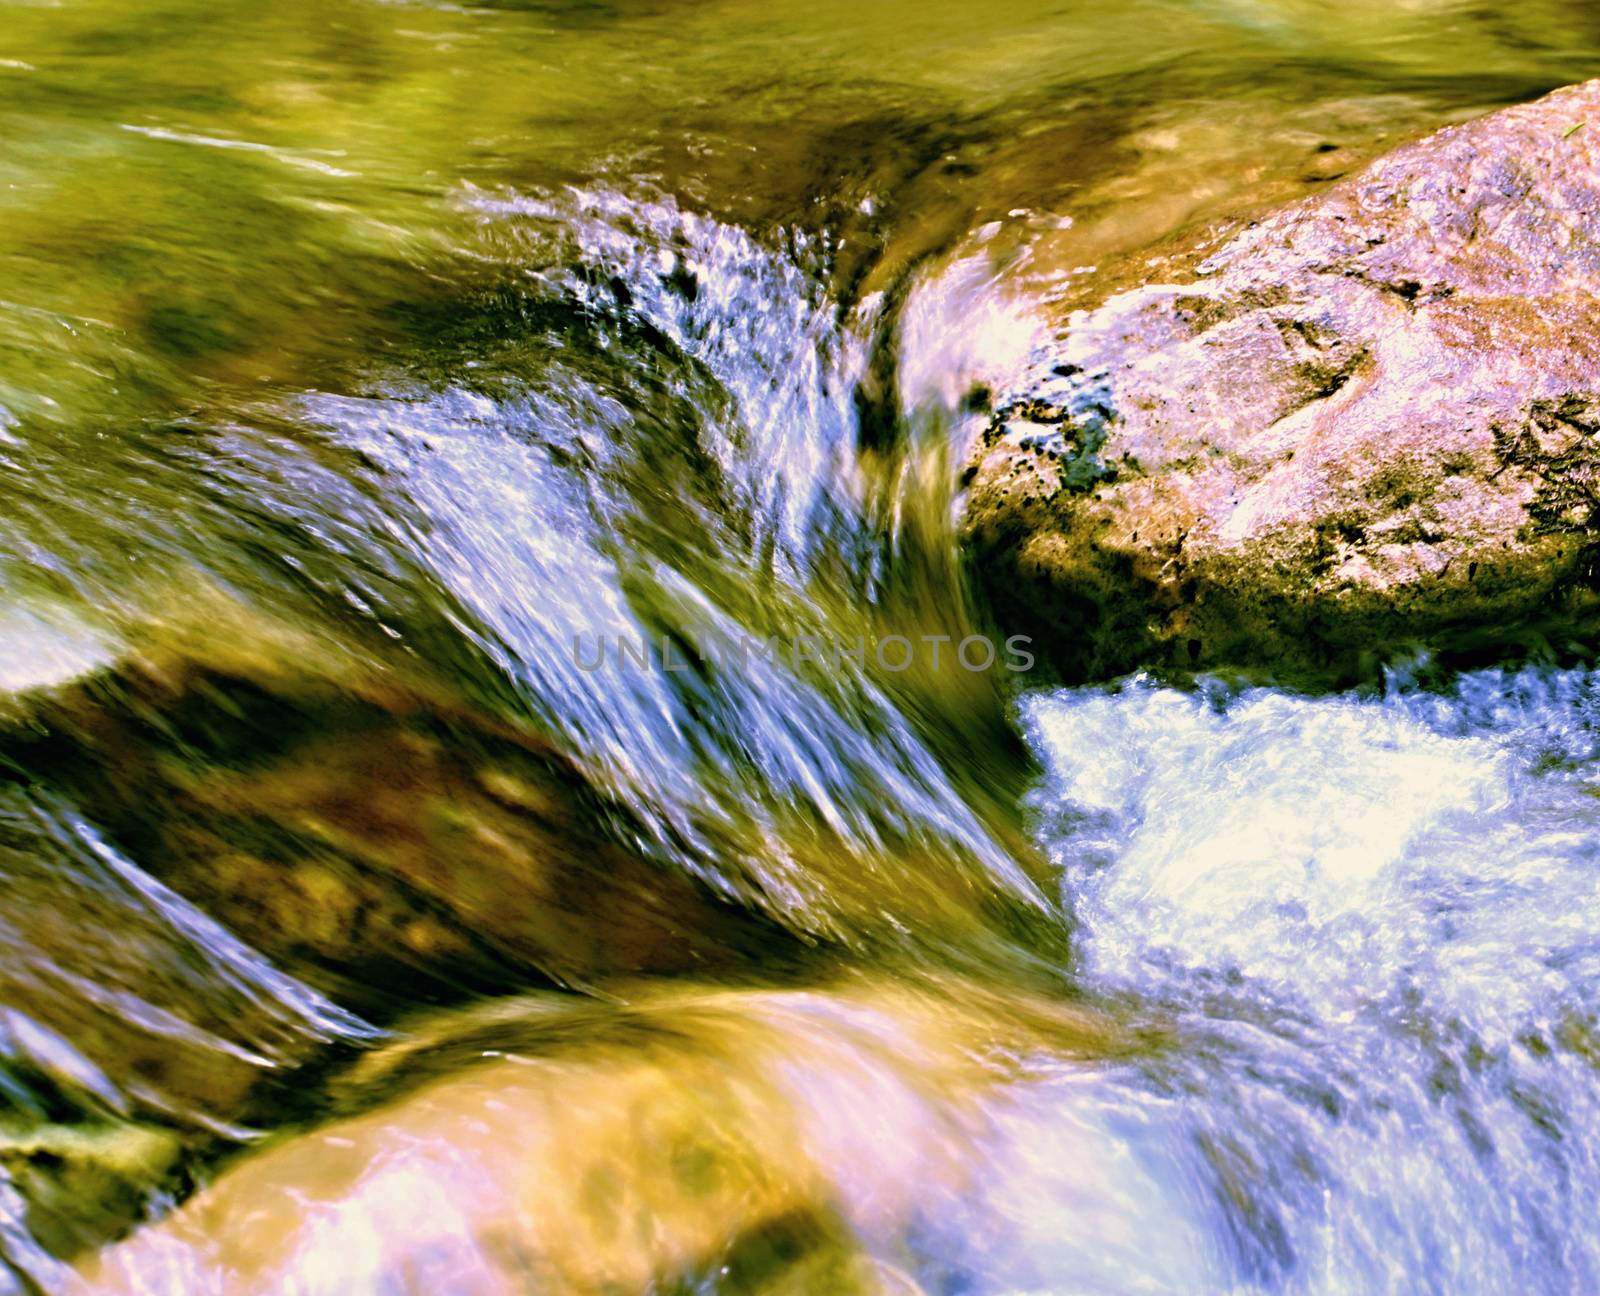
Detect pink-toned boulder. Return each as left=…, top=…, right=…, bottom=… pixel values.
left=962, top=81, right=1600, bottom=682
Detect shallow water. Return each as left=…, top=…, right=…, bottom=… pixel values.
left=4, top=1, right=1600, bottom=1292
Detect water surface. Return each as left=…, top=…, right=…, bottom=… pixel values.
left=3, top=1, right=1600, bottom=1291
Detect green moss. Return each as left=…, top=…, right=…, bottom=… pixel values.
left=0, top=1120, right=187, bottom=1261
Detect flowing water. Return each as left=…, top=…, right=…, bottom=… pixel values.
left=4, top=1, right=1600, bottom=1292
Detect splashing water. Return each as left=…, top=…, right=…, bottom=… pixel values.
left=286, top=187, right=1046, bottom=949
left=1019, top=667, right=1600, bottom=1293
left=6, top=2, right=1600, bottom=1287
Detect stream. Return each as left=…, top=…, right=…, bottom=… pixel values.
left=4, top=1, right=1600, bottom=1292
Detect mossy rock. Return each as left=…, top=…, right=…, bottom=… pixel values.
left=962, top=80, right=1600, bottom=685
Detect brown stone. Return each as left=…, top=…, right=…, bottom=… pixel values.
left=68, top=975, right=1130, bottom=1295
left=6, top=584, right=782, bottom=1016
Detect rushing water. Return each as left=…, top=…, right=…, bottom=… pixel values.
left=4, top=1, right=1600, bottom=1292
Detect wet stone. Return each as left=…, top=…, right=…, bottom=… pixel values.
left=962, top=80, right=1600, bottom=684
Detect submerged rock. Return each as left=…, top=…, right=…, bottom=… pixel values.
left=962, top=80, right=1600, bottom=682
left=0, top=581, right=780, bottom=1278
left=2, top=582, right=787, bottom=1014
left=0, top=569, right=1081, bottom=1277
left=68, top=975, right=1128, bottom=1296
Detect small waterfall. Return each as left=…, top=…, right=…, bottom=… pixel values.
left=289, top=186, right=1053, bottom=949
